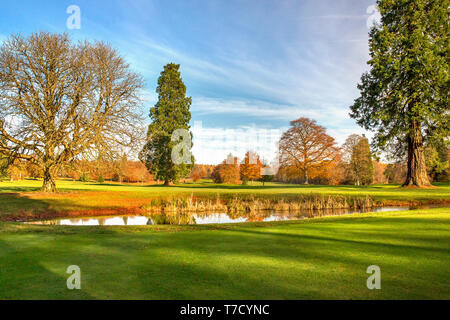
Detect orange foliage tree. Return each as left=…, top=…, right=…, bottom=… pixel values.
left=211, top=154, right=241, bottom=184
left=240, top=151, right=263, bottom=184
left=189, top=164, right=214, bottom=181
left=279, top=117, right=340, bottom=184
left=373, top=161, right=387, bottom=184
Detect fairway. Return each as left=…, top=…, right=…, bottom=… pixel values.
left=0, top=208, right=449, bottom=299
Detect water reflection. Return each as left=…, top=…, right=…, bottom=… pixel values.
left=26, top=206, right=410, bottom=226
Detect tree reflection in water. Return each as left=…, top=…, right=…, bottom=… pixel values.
left=26, top=206, right=410, bottom=226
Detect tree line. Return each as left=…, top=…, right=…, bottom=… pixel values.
left=1, top=157, right=152, bottom=184
left=203, top=118, right=448, bottom=186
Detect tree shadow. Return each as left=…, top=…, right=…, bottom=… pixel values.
left=226, top=226, right=450, bottom=255
left=0, top=237, right=94, bottom=299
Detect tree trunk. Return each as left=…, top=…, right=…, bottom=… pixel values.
left=403, top=121, right=431, bottom=187
left=41, top=167, right=57, bottom=192
left=303, top=169, right=309, bottom=185
left=164, top=180, right=170, bottom=186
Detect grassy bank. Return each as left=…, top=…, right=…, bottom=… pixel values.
left=0, top=207, right=449, bottom=299
left=0, top=180, right=449, bottom=220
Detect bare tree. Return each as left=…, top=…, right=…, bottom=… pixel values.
left=0, top=32, right=144, bottom=191
left=279, top=117, right=340, bottom=184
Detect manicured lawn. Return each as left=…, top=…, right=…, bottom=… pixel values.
left=0, top=208, right=449, bottom=299
left=0, top=180, right=449, bottom=218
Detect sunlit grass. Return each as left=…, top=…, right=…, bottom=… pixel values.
left=0, top=207, right=449, bottom=299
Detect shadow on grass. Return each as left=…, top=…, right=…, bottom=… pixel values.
left=1, top=210, right=449, bottom=299
left=0, top=193, right=53, bottom=217
left=0, top=191, right=145, bottom=220
left=227, top=225, right=450, bottom=255
left=0, top=238, right=94, bottom=299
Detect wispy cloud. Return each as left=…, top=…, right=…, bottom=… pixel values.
left=191, top=97, right=351, bottom=123
left=0, top=0, right=376, bottom=163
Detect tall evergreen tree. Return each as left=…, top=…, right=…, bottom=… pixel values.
left=350, top=0, right=449, bottom=187
left=350, top=137, right=374, bottom=186
left=140, top=63, right=193, bottom=185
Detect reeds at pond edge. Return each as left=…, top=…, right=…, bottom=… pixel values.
left=141, top=193, right=377, bottom=215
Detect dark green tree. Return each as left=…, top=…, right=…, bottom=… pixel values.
left=350, top=0, right=449, bottom=187
left=259, top=174, right=274, bottom=186
left=350, top=137, right=374, bottom=186
left=425, top=138, right=449, bottom=181
left=140, top=63, right=194, bottom=185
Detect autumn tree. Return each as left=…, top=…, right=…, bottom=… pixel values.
left=0, top=32, right=144, bottom=192
left=24, top=162, right=42, bottom=179
left=384, top=163, right=407, bottom=184
left=113, top=153, right=129, bottom=183
left=140, top=63, right=193, bottom=185
left=279, top=117, right=340, bottom=184
left=373, top=161, right=388, bottom=184
left=211, top=154, right=241, bottom=184
left=350, top=0, right=449, bottom=187
left=240, top=151, right=263, bottom=184
left=191, top=171, right=201, bottom=182
left=123, top=161, right=152, bottom=183
left=9, top=160, right=26, bottom=181
left=189, top=165, right=209, bottom=182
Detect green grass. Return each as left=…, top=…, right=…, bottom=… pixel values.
left=0, top=180, right=449, bottom=218
left=1, top=180, right=448, bottom=299
left=0, top=207, right=449, bottom=299
left=2, top=179, right=450, bottom=199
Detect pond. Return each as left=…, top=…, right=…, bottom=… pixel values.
left=26, top=206, right=411, bottom=226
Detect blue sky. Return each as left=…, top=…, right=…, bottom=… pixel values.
left=0, top=0, right=379, bottom=164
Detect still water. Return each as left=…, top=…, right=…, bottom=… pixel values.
left=26, top=206, right=410, bottom=226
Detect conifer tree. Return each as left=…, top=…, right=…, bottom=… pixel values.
left=140, top=63, right=194, bottom=185
left=350, top=0, right=449, bottom=187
